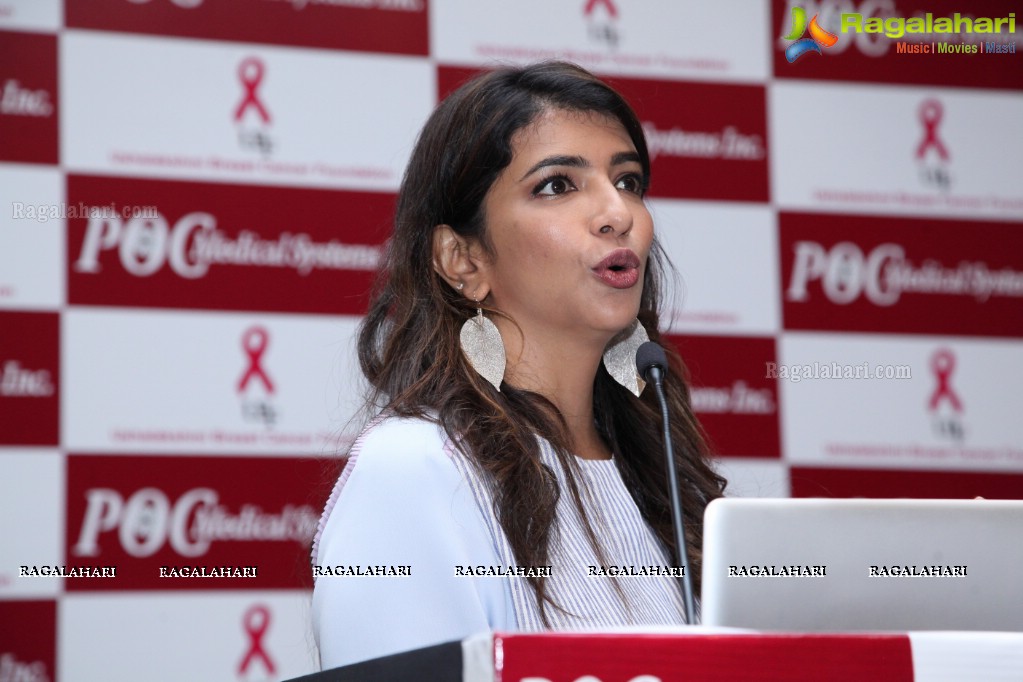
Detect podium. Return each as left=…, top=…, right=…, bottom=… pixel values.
left=289, top=628, right=1023, bottom=681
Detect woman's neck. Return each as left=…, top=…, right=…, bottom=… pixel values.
left=499, top=324, right=613, bottom=460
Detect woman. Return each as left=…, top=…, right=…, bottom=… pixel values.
left=311, top=61, right=725, bottom=669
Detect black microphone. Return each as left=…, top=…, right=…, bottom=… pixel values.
left=636, top=341, right=696, bottom=625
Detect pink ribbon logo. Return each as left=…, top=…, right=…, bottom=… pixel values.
left=238, top=605, right=275, bottom=675
left=234, top=57, right=271, bottom=124
left=237, top=326, right=274, bottom=394
left=928, top=348, right=962, bottom=412
left=916, top=99, right=949, bottom=161
left=583, top=0, right=617, bottom=18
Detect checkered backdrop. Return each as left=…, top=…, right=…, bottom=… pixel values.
left=1, top=0, right=1021, bottom=679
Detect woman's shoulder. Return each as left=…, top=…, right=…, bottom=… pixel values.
left=311, top=413, right=464, bottom=567
left=312, top=412, right=514, bottom=667
left=346, top=413, right=454, bottom=472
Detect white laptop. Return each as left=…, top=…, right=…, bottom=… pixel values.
left=700, top=497, right=1023, bottom=632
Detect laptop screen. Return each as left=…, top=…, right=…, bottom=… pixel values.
left=700, top=498, right=1023, bottom=632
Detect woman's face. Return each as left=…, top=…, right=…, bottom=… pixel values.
left=480, top=107, right=654, bottom=348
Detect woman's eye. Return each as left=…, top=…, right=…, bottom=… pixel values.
left=534, top=175, right=574, bottom=196
left=616, top=174, right=644, bottom=195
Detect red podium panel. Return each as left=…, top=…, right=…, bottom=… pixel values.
left=491, top=632, right=914, bottom=682
left=287, top=629, right=1023, bottom=681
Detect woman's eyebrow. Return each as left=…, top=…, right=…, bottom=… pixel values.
left=519, top=150, right=642, bottom=182
left=520, top=154, right=587, bottom=181
left=611, top=151, right=642, bottom=167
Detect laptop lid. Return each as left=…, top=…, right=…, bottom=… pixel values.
left=700, top=497, right=1023, bottom=632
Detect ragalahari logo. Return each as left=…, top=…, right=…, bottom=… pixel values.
left=782, top=6, right=838, bottom=62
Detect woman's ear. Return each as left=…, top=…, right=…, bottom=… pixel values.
left=432, top=224, right=490, bottom=299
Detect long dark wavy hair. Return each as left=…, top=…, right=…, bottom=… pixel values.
left=357, top=61, right=726, bottom=623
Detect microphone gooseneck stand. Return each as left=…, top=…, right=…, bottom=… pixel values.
left=636, top=341, right=696, bottom=626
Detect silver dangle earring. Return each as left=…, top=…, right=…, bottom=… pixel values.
left=602, top=319, right=650, bottom=397
left=459, top=294, right=505, bottom=391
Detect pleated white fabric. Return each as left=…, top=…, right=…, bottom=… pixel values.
left=449, top=430, right=688, bottom=631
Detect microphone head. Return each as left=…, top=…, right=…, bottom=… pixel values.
left=635, top=341, right=668, bottom=381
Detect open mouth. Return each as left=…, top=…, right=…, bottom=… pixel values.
left=594, top=248, right=641, bottom=272
left=593, top=249, right=641, bottom=289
